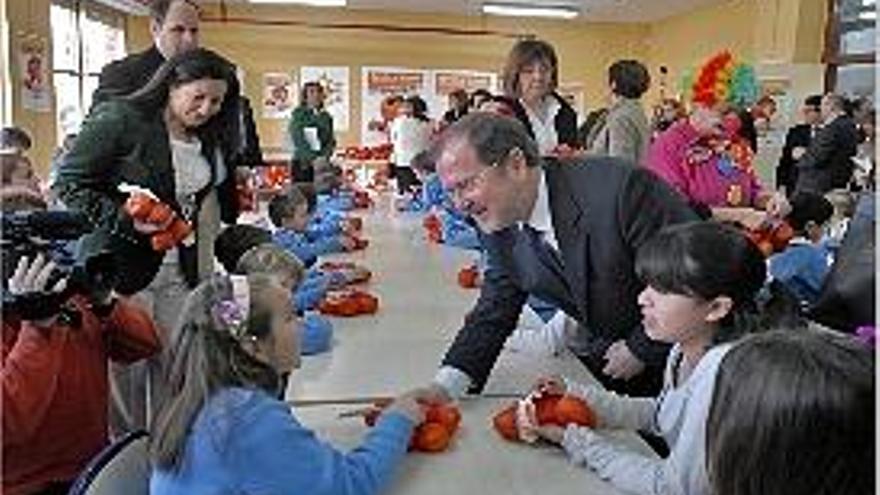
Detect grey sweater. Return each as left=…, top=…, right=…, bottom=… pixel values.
left=588, top=98, right=650, bottom=166
left=560, top=343, right=731, bottom=495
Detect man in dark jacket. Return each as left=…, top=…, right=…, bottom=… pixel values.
left=426, top=113, right=696, bottom=400
left=777, top=95, right=822, bottom=193
left=795, top=93, right=860, bottom=194
left=92, top=0, right=199, bottom=106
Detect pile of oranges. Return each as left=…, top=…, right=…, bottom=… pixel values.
left=124, top=192, right=192, bottom=252
left=364, top=403, right=462, bottom=453
left=492, top=393, right=596, bottom=442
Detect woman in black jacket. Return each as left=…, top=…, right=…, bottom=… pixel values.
left=55, top=47, right=242, bottom=430
left=55, top=47, right=241, bottom=310
left=501, top=39, right=578, bottom=155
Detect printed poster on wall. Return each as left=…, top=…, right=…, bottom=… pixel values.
left=429, top=70, right=498, bottom=121
left=262, top=72, right=297, bottom=119
left=301, top=66, right=350, bottom=132
left=361, top=67, right=429, bottom=146
left=19, top=38, right=51, bottom=112
left=433, top=70, right=498, bottom=96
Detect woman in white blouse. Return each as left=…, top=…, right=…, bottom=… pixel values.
left=502, top=39, right=578, bottom=156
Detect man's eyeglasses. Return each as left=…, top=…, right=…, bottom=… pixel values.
left=446, top=165, right=495, bottom=202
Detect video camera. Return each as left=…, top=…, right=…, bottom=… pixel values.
left=1, top=210, right=120, bottom=322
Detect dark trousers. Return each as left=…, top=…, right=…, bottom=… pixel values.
left=395, top=166, right=421, bottom=195
left=34, top=481, right=73, bottom=495
left=292, top=159, right=314, bottom=183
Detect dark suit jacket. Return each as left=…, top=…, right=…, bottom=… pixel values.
left=54, top=100, right=238, bottom=295
left=92, top=46, right=165, bottom=107
left=795, top=115, right=860, bottom=194
left=442, top=158, right=697, bottom=391
left=511, top=92, right=579, bottom=149
left=777, top=124, right=814, bottom=193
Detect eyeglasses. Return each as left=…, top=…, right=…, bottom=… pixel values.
left=446, top=165, right=495, bottom=202
left=445, top=147, right=523, bottom=202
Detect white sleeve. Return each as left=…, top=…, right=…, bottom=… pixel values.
left=560, top=348, right=728, bottom=495
left=563, top=377, right=656, bottom=432
left=505, top=311, right=572, bottom=356
left=433, top=366, right=473, bottom=399
left=562, top=426, right=675, bottom=495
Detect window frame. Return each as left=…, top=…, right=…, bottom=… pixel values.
left=50, top=0, right=126, bottom=143
left=823, top=0, right=876, bottom=93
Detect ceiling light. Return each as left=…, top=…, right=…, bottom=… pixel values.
left=248, top=0, right=346, bottom=6
left=482, top=3, right=580, bottom=19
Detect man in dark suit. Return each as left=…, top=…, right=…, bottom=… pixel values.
left=795, top=93, right=860, bottom=194
left=427, top=113, right=697, bottom=400
left=777, top=94, right=822, bottom=193
left=91, top=0, right=199, bottom=105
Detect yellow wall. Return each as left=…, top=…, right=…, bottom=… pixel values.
left=128, top=4, right=650, bottom=150
left=7, top=0, right=828, bottom=172
left=645, top=0, right=758, bottom=101
left=5, top=0, right=55, bottom=174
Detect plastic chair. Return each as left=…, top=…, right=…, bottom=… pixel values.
left=67, top=431, right=150, bottom=495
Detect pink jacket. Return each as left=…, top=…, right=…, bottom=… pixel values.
left=647, top=120, right=763, bottom=208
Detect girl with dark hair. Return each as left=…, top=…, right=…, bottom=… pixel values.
left=54, top=47, right=242, bottom=429
left=529, top=221, right=767, bottom=495
left=288, top=81, right=336, bottom=183
left=707, top=329, right=874, bottom=495
left=150, top=274, right=430, bottom=494
left=501, top=39, right=578, bottom=154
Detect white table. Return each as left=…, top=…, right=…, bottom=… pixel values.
left=279, top=194, right=654, bottom=494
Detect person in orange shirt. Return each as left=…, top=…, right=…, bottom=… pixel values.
left=2, top=251, right=160, bottom=495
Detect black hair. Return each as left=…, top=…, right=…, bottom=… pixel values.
left=635, top=221, right=767, bottom=343
left=707, top=329, right=875, bottom=495
left=406, top=95, right=429, bottom=122
left=469, top=89, right=493, bottom=109
left=785, top=192, right=834, bottom=234
left=608, top=60, right=651, bottom=99
left=441, top=112, right=541, bottom=170
left=735, top=107, right=757, bottom=152
left=803, top=94, right=822, bottom=108
left=214, top=224, right=273, bottom=274
left=411, top=148, right=438, bottom=175
left=266, top=183, right=316, bottom=228
left=0, top=126, right=32, bottom=151
left=149, top=0, right=199, bottom=24
left=299, top=81, right=325, bottom=109
left=126, top=48, right=241, bottom=161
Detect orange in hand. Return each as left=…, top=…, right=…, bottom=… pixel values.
left=554, top=395, right=597, bottom=428
left=411, top=422, right=451, bottom=453
left=492, top=405, right=519, bottom=441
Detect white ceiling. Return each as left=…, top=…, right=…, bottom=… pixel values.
left=212, top=0, right=729, bottom=23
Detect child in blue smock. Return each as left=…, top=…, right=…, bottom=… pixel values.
left=149, top=273, right=431, bottom=494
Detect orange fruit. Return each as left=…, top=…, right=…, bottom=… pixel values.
left=492, top=405, right=519, bottom=441
left=412, top=422, right=451, bottom=453
left=146, top=202, right=173, bottom=225
left=125, top=194, right=154, bottom=220
left=554, top=395, right=597, bottom=428
left=426, top=404, right=461, bottom=434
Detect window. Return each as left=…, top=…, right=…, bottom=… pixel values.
left=51, top=0, right=126, bottom=144
left=825, top=0, right=876, bottom=103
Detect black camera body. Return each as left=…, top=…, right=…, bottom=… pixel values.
left=1, top=210, right=120, bottom=323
